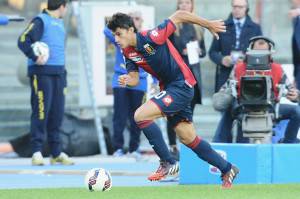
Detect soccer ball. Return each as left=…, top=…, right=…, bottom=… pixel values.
left=84, top=168, right=112, bottom=192
left=31, top=41, right=49, bottom=62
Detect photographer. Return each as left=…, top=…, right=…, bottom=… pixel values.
left=213, top=36, right=300, bottom=143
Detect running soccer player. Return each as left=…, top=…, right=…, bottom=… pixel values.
left=107, top=11, right=239, bottom=188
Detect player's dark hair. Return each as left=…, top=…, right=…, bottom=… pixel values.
left=48, top=0, right=67, bottom=11
left=107, top=12, right=137, bottom=33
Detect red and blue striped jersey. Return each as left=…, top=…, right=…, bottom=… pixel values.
left=123, top=19, right=196, bottom=89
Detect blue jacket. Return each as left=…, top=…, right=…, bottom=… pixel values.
left=28, top=13, right=65, bottom=67
left=103, top=27, right=150, bottom=92
left=18, top=10, right=65, bottom=75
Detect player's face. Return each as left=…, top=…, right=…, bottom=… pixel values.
left=231, top=0, right=247, bottom=19
left=114, top=27, right=134, bottom=48
left=177, top=0, right=193, bottom=13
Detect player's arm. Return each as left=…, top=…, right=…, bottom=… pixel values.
left=119, top=57, right=140, bottom=87
left=169, top=10, right=226, bottom=40
left=118, top=72, right=139, bottom=87
left=17, top=18, right=43, bottom=62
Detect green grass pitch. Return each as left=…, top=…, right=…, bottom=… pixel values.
left=0, top=184, right=300, bottom=199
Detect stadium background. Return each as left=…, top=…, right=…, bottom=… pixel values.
left=0, top=0, right=293, bottom=143
left=1, top=1, right=300, bottom=198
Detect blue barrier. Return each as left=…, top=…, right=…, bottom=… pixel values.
left=272, top=145, right=300, bottom=183
left=180, top=143, right=300, bottom=184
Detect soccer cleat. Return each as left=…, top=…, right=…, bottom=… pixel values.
left=32, top=151, right=44, bottom=166
left=50, top=152, right=74, bottom=165
left=221, top=165, right=239, bottom=188
left=148, top=160, right=179, bottom=181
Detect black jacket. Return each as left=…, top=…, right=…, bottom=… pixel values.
left=209, top=14, right=262, bottom=92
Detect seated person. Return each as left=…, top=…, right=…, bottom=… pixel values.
left=0, top=114, right=103, bottom=158
left=213, top=36, right=300, bottom=143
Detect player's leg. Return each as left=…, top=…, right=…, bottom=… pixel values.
left=135, top=99, right=176, bottom=164
left=134, top=94, right=178, bottom=181
left=174, top=120, right=239, bottom=188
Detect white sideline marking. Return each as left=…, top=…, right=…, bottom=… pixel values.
left=0, top=169, right=149, bottom=176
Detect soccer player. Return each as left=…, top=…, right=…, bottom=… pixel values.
left=107, top=11, right=239, bottom=188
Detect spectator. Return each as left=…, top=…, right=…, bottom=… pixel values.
left=209, top=0, right=262, bottom=92
left=213, top=36, right=300, bottom=143
left=167, top=0, right=206, bottom=159
left=17, top=0, right=73, bottom=165
left=104, top=11, right=153, bottom=158
left=289, top=0, right=300, bottom=89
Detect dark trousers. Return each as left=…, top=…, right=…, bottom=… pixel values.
left=30, top=74, right=66, bottom=157
left=213, top=101, right=300, bottom=143
left=112, top=88, right=144, bottom=152
left=295, top=64, right=300, bottom=89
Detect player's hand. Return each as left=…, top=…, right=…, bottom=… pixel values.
left=207, top=19, right=226, bottom=40
left=118, top=74, right=130, bottom=87
left=35, top=56, right=47, bottom=65
left=286, top=87, right=299, bottom=101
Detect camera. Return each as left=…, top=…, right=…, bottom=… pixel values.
left=237, top=50, right=275, bottom=143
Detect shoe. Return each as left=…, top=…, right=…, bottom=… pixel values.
left=50, top=152, right=74, bottom=165
left=221, top=165, right=239, bottom=188
left=128, top=150, right=142, bottom=161
left=148, top=160, right=179, bottom=181
left=113, top=149, right=125, bottom=157
left=32, top=151, right=44, bottom=166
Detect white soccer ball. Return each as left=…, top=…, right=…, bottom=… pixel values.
left=84, top=168, right=112, bottom=192
left=31, top=41, right=49, bottom=62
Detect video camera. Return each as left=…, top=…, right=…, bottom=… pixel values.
left=238, top=49, right=275, bottom=143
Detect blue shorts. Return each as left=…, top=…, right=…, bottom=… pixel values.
left=150, top=81, right=194, bottom=128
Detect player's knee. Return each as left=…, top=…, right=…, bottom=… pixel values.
left=178, top=135, right=195, bottom=145
left=134, top=108, right=144, bottom=123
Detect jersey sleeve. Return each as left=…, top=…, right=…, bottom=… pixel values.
left=145, top=19, right=176, bottom=45
left=125, top=57, right=139, bottom=73
left=17, top=17, right=44, bottom=61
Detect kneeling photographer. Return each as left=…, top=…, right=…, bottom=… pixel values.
left=213, top=36, right=300, bottom=143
